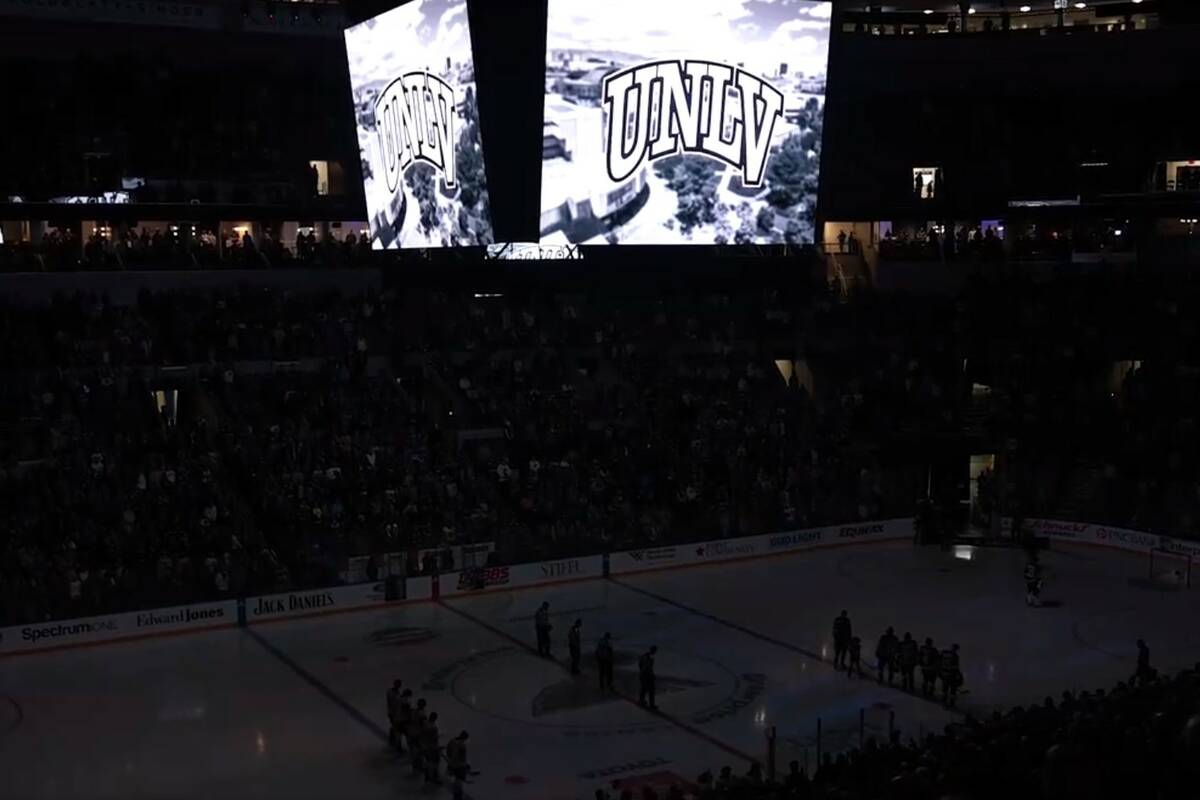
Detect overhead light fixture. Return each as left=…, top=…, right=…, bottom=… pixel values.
left=923, top=8, right=934, bottom=14
left=1019, top=4, right=1031, bottom=11
left=1074, top=2, right=1086, bottom=8
left=968, top=7, right=977, bottom=13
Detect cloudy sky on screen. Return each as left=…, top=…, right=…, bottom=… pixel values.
left=345, top=0, right=474, bottom=83
left=547, top=0, right=831, bottom=78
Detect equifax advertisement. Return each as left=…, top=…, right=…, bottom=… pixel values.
left=344, top=0, right=494, bottom=248
left=540, top=0, right=831, bottom=246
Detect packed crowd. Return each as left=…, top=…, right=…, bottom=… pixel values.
left=0, top=286, right=389, bottom=369
left=872, top=224, right=1134, bottom=264
left=0, top=227, right=373, bottom=273
left=0, top=284, right=937, bottom=624
left=8, top=268, right=1200, bottom=625
left=0, top=286, right=400, bottom=621
left=0, top=368, right=253, bottom=623
left=878, top=225, right=1006, bottom=262
left=595, top=645, right=1191, bottom=800
left=960, top=269, right=1200, bottom=538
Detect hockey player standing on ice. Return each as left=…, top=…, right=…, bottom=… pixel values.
left=1025, top=555, right=1043, bottom=606
left=386, top=679, right=403, bottom=749
left=535, top=601, right=553, bottom=657
left=409, top=698, right=429, bottom=776
left=445, top=731, right=470, bottom=800
left=596, top=632, right=615, bottom=691
left=638, top=646, right=659, bottom=710
left=396, top=689, right=414, bottom=753
left=876, top=627, right=899, bottom=685
left=939, top=643, right=962, bottom=707
left=832, top=611, right=852, bottom=670
left=898, top=632, right=919, bottom=691
left=847, top=636, right=862, bottom=679
left=569, top=619, right=583, bottom=675
left=1028, top=574, right=1044, bottom=607
left=919, top=638, right=940, bottom=696
left=423, top=711, right=442, bottom=784
left=1134, top=639, right=1154, bottom=685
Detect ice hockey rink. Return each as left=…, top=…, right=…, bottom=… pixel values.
left=3, top=539, right=1200, bottom=800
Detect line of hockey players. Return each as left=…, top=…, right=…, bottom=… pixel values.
left=539, top=599, right=958, bottom=710
left=385, top=679, right=473, bottom=799
left=536, top=601, right=661, bottom=710
left=831, top=610, right=964, bottom=707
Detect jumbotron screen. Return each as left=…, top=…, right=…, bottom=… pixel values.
left=540, top=0, right=831, bottom=246
left=344, top=0, right=494, bottom=249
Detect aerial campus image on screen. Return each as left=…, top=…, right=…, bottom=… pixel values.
left=540, top=0, right=830, bottom=247
left=344, top=0, right=494, bottom=249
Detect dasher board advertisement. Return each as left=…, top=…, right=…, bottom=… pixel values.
left=345, top=0, right=494, bottom=249
left=540, top=0, right=831, bottom=246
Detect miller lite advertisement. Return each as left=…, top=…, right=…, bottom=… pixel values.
left=344, top=0, right=494, bottom=249
left=540, top=0, right=830, bottom=246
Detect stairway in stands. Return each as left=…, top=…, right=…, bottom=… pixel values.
left=827, top=251, right=872, bottom=297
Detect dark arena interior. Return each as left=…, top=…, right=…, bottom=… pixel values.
left=4, top=1, right=1200, bottom=798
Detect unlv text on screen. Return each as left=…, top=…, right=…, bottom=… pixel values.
left=375, top=71, right=459, bottom=193
left=602, top=60, right=785, bottom=188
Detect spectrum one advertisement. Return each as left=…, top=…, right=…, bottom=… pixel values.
left=345, top=0, right=494, bottom=248
left=540, top=0, right=830, bottom=246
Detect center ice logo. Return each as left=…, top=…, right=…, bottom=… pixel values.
left=601, top=59, right=785, bottom=188
left=374, top=71, right=459, bottom=193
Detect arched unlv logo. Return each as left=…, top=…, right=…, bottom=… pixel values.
left=375, top=71, right=459, bottom=193
left=602, top=60, right=785, bottom=188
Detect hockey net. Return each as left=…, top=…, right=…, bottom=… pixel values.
left=1146, top=548, right=1194, bottom=590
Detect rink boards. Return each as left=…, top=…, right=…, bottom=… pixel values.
left=10, top=515, right=1197, bottom=656
left=1003, top=517, right=1200, bottom=559
left=0, top=518, right=908, bottom=656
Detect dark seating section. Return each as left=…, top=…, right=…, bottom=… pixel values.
left=6, top=270, right=1200, bottom=630
left=0, top=284, right=941, bottom=624
left=0, top=229, right=373, bottom=273
left=592, top=663, right=1200, bottom=799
